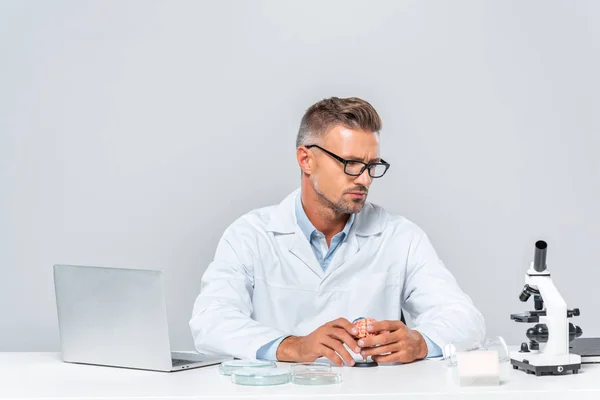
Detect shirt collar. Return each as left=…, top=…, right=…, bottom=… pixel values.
left=295, top=192, right=355, bottom=241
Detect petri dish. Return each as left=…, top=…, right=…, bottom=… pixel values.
left=290, top=362, right=342, bottom=385
left=218, top=359, right=276, bottom=376
left=231, top=367, right=291, bottom=386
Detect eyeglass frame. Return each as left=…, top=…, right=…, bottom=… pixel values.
left=305, top=144, right=390, bottom=178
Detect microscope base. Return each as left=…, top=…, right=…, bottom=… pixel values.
left=510, top=352, right=581, bottom=376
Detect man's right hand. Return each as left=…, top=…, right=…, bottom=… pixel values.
left=275, top=318, right=360, bottom=366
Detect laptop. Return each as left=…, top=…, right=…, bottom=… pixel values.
left=570, top=337, right=600, bottom=364
left=53, top=264, right=232, bottom=372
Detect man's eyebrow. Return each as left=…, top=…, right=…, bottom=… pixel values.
left=345, top=155, right=382, bottom=163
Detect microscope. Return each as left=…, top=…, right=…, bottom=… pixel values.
left=510, top=240, right=583, bottom=376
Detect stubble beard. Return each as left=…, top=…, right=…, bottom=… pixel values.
left=311, top=176, right=366, bottom=216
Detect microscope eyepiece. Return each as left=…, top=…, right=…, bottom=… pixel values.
left=533, top=240, right=548, bottom=272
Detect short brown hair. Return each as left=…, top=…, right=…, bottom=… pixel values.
left=296, top=97, right=382, bottom=148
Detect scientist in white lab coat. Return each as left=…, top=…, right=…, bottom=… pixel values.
left=190, top=97, right=485, bottom=366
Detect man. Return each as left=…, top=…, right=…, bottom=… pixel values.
left=190, top=97, right=485, bottom=366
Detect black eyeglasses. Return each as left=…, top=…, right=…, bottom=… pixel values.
left=305, top=144, right=390, bottom=178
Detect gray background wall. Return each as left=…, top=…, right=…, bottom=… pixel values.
left=1, top=0, right=598, bottom=352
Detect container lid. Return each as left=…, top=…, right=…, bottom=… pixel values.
left=218, top=359, right=276, bottom=376
left=230, top=367, right=291, bottom=386
left=290, top=362, right=342, bottom=385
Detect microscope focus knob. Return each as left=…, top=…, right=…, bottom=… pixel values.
left=526, top=324, right=549, bottom=343
left=569, top=323, right=583, bottom=341
left=525, top=323, right=583, bottom=343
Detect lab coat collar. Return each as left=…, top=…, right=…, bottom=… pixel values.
left=266, top=188, right=383, bottom=237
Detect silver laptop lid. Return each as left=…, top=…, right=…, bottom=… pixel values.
left=53, top=265, right=173, bottom=371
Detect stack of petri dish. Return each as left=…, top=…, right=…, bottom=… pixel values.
left=224, top=360, right=342, bottom=386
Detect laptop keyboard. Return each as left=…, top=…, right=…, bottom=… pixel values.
left=172, top=358, right=192, bottom=367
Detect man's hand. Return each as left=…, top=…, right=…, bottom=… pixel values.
left=357, top=320, right=428, bottom=364
left=276, top=318, right=360, bottom=366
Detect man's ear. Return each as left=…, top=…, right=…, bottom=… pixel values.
left=296, top=146, right=312, bottom=175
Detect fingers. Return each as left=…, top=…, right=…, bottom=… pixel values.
left=329, top=327, right=360, bottom=354
left=359, top=330, right=404, bottom=348
left=330, top=317, right=355, bottom=334
left=367, top=319, right=405, bottom=334
left=360, top=342, right=399, bottom=358
left=322, top=336, right=356, bottom=367
left=372, top=350, right=411, bottom=364
left=317, top=344, right=345, bottom=367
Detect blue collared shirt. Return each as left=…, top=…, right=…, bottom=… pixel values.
left=294, top=193, right=355, bottom=271
left=256, top=194, right=442, bottom=360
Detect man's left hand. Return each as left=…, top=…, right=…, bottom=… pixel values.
left=357, top=320, right=428, bottom=364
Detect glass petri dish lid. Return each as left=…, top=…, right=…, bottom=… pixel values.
left=290, top=362, right=342, bottom=385
left=218, top=359, right=276, bottom=376
left=230, top=367, right=291, bottom=386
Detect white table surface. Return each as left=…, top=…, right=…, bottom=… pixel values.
left=3, top=352, right=599, bottom=400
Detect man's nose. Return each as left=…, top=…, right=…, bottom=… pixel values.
left=354, top=168, right=372, bottom=186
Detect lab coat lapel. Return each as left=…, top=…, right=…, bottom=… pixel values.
left=322, top=201, right=383, bottom=280
left=289, top=228, right=324, bottom=279
left=322, top=232, right=360, bottom=280
left=267, top=188, right=323, bottom=279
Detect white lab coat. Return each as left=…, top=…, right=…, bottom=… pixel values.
left=190, top=188, right=485, bottom=360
